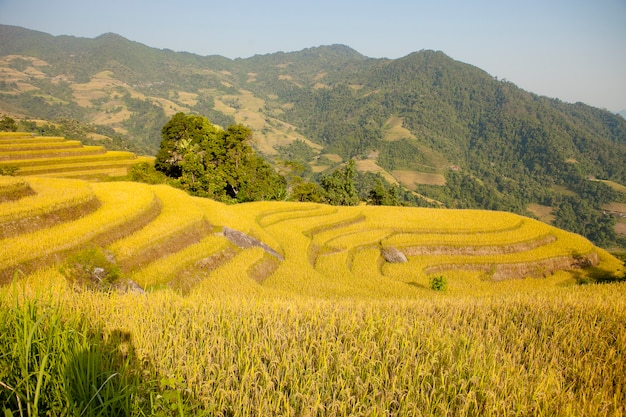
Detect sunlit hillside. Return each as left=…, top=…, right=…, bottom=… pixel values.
left=1, top=165, right=620, bottom=295
left=1, top=135, right=625, bottom=415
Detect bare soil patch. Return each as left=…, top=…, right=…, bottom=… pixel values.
left=383, top=116, right=416, bottom=141
left=381, top=246, right=407, bottom=263
left=528, top=204, right=556, bottom=223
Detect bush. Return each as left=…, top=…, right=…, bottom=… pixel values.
left=0, top=165, right=18, bottom=176
left=430, top=275, right=447, bottom=291
left=60, top=247, right=121, bottom=291
left=127, top=162, right=167, bottom=184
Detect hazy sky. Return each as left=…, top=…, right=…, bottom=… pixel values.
left=1, top=0, right=625, bottom=112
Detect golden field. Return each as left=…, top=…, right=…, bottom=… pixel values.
left=0, top=134, right=625, bottom=416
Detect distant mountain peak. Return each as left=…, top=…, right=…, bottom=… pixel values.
left=301, top=44, right=366, bottom=59
left=95, top=32, right=129, bottom=43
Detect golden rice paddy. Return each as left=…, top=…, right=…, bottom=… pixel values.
left=1, top=133, right=624, bottom=416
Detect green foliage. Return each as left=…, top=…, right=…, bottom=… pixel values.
left=554, top=196, right=617, bottom=247
left=0, top=115, right=17, bottom=132
left=121, top=93, right=168, bottom=152
left=290, top=179, right=326, bottom=203
left=0, top=299, right=134, bottom=416
left=367, top=178, right=400, bottom=206
left=126, top=162, right=167, bottom=184
left=377, top=139, right=430, bottom=171
left=429, top=275, right=448, bottom=291
left=155, top=113, right=286, bottom=203
left=320, top=159, right=360, bottom=206
left=0, top=165, right=18, bottom=176
left=59, top=247, right=121, bottom=292
left=277, top=139, right=316, bottom=163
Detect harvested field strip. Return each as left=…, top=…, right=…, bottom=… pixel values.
left=168, top=246, right=239, bottom=294
left=0, top=198, right=100, bottom=239
left=401, top=234, right=557, bottom=256
left=0, top=145, right=106, bottom=160
left=110, top=185, right=211, bottom=265
left=256, top=204, right=336, bottom=227
left=248, top=253, right=281, bottom=283
left=0, top=176, right=34, bottom=202
left=130, top=234, right=232, bottom=290
left=423, top=254, right=600, bottom=280
left=384, top=247, right=598, bottom=281
left=406, top=240, right=595, bottom=265
left=1, top=151, right=137, bottom=168
left=0, top=182, right=159, bottom=282
left=0, top=140, right=82, bottom=151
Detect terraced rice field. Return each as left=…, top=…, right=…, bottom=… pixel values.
left=0, top=174, right=620, bottom=295
left=0, top=132, right=150, bottom=180
left=1, top=172, right=624, bottom=416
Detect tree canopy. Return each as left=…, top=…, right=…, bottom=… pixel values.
left=155, top=113, right=286, bottom=203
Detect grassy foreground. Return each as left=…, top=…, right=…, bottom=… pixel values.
left=1, top=280, right=625, bottom=416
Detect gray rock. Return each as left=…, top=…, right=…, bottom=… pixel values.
left=381, top=246, right=407, bottom=263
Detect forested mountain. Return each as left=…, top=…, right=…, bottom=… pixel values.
left=1, top=24, right=625, bottom=247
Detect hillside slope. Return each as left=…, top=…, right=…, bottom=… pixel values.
left=1, top=25, right=625, bottom=247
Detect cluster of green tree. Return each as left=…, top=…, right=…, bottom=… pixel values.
left=120, top=93, right=168, bottom=152
left=154, top=113, right=286, bottom=203
left=0, top=90, right=86, bottom=121
left=289, top=159, right=432, bottom=207
left=377, top=139, right=433, bottom=172
left=553, top=196, right=618, bottom=248
left=0, top=115, right=17, bottom=131
left=277, top=139, right=316, bottom=164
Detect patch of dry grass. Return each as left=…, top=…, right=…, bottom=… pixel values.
left=528, top=203, right=556, bottom=223
left=392, top=169, right=446, bottom=187
left=383, top=115, right=416, bottom=141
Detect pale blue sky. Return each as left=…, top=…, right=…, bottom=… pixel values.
left=1, top=0, right=625, bottom=112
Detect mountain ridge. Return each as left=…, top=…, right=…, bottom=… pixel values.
left=1, top=24, right=625, bottom=247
